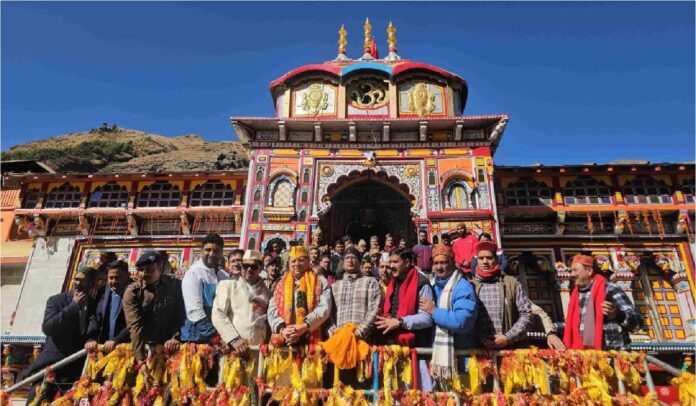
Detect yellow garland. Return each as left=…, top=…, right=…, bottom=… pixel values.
left=672, top=371, right=696, bottom=406
left=467, top=355, right=484, bottom=395
left=263, top=346, right=293, bottom=387
left=284, top=271, right=295, bottom=325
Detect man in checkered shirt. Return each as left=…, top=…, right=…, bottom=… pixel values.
left=563, top=255, right=641, bottom=350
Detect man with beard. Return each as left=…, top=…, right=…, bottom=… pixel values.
left=85, top=260, right=131, bottom=354
left=212, top=250, right=272, bottom=356
left=330, top=239, right=345, bottom=281
left=418, top=245, right=477, bottom=388
left=452, top=223, right=477, bottom=276
left=24, top=266, right=97, bottom=404
left=180, top=234, right=230, bottom=343
left=412, top=230, right=433, bottom=275
left=375, top=247, right=434, bottom=389
left=264, top=256, right=283, bottom=292
left=227, top=248, right=244, bottom=278
left=377, top=259, right=391, bottom=295
left=267, top=246, right=331, bottom=346
left=124, top=251, right=185, bottom=361
left=473, top=241, right=533, bottom=349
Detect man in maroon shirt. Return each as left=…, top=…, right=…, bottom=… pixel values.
left=412, top=230, right=433, bottom=274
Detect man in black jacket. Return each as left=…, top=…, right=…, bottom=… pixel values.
left=85, top=260, right=131, bottom=353
left=24, top=266, right=97, bottom=404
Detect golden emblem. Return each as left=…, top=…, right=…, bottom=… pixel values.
left=405, top=165, right=418, bottom=177
left=408, top=83, right=436, bottom=117
left=300, top=84, right=329, bottom=116
left=349, top=81, right=387, bottom=108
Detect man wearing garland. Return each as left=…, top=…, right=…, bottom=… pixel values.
left=267, top=246, right=332, bottom=345
left=212, top=250, right=272, bottom=356
left=418, top=245, right=477, bottom=388
left=563, top=254, right=641, bottom=350
left=472, top=241, right=533, bottom=349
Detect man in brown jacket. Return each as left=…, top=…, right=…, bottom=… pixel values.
left=123, top=251, right=186, bottom=361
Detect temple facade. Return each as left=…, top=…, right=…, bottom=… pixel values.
left=1, top=20, right=694, bottom=390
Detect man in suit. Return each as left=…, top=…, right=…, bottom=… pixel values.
left=85, top=260, right=131, bottom=353
left=24, top=266, right=97, bottom=404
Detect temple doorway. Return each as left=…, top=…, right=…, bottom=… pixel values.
left=318, top=176, right=417, bottom=248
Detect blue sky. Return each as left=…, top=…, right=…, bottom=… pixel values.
left=2, top=1, right=694, bottom=165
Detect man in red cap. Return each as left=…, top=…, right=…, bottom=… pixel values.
left=563, top=254, right=641, bottom=350
left=451, top=223, right=478, bottom=275
left=472, top=240, right=533, bottom=348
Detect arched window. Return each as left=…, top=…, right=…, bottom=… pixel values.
left=563, top=177, right=611, bottom=205
left=682, top=178, right=695, bottom=203
left=248, top=238, right=257, bottom=250
left=251, top=208, right=260, bottom=222
left=623, top=176, right=672, bottom=204
left=443, top=180, right=472, bottom=210
left=298, top=210, right=307, bottom=222
left=255, top=168, right=264, bottom=182
left=44, top=183, right=82, bottom=209
left=504, top=178, right=552, bottom=207
left=22, top=188, right=40, bottom=209
left=269, top=178, right=294, bottom=208
left=302, top=169, right=310, bottom=183
left=89, top=182, right=129, bottom=208
left=137, top=182, right=181, bottom=208
left=190, top=181, right=234, bottom=207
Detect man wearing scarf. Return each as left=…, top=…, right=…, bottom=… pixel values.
left=267, top=246, right=332, bottom=345
left=376, top=247, right=434, bottom=389
left=472, top=241, right=533, bottom=348
left=564, top=254, right=641, bottom=350
left=419, top=245, right=477, bottom=388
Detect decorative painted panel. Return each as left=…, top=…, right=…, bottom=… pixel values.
left=291, top=83, right=337, bottom=117
left=347, top=80, right=389, bottom=117
left=398, top=82, right=446, bottom=117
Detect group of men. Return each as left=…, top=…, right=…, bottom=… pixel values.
left=26, top=227, right=642, bottom=400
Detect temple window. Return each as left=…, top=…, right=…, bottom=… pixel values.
left=189, top=181, right=235, bottom=207
left=22, top=188, right=40, bottom=209
left=623, top=176, right=672, bottom=204
left=255, top=168, right=264, bottom=182
left=562, top=177, right=611, bottom=205
left=428, top=171, right=436, bottom=186
left=302, top=169, right=311, bottom=183
left=251, top=208, right=260, bottom=222
left=633, top=264, right=686, bottom=340
left=443, top=180, right=472, bottom=210
left=248, top=237, right=257, bottom=250
left=253, top=187, right=262, bottom=201
left=298, top=210, right=307, bottom=222
left=504, top=178, right=552, bottom=207
left=89, top=182, right=129, bottom=208
left=301, top=188, right=309, bottom=203
left=268, top=177, right=295, bottom=208
left=682, top=178, right=694, bottom=203
left=136, top=182, right=182, bottom=208
left=44, top=183, right=82, bottom=209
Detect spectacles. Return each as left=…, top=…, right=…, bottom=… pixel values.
left=242, top=263, right=257, bottom=269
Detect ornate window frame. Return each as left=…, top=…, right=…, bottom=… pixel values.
left=563, top=177, right=612, bottom=205
left=44, top=183, right=82, bottom=209
left=189, top=181, right=235, bottom=207
left=136, top=182, right=182, bottom=208
left=622, top=176, right=673, bottom=204
left=89, top=182, right=129, bottom=208
left=504, top=178, right=552, bottom=207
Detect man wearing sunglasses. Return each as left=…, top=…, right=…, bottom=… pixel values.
left=213, top=250, right=272, bottom=356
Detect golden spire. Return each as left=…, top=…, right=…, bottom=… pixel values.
left=387, top=22, right=397, bottom=52
left=363, top=18, right=372, bottom=55
left=338, top=24, right=347, bottom=55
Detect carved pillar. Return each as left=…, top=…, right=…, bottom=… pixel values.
left=454, top=122, right=464, bottom=141
left=278, top=121, right=286, bottom=141
left=382, top=122, right=390, bottom=142
left=672, top=271, right=696, bottom=339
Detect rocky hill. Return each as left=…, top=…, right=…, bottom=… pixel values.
left=1, top=125, right=249, bottom=173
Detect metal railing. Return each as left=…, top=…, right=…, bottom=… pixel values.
left=3, top=345, right=687, bottom=402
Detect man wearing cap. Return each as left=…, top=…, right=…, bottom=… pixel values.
left=267, top=246, right=332, bottom=345
left=212, top=250, right=272, bottom=356
left=412, top=230, right=433, bottom=275
left=564, top=255, right=641, bottom=350
left=377, top=259, right=392, bottom=295
left=24, top=266, right=97, bottom=404
left=328, top=246, right=381, bottom=340
left=123, top=251, right=185, bottom=361
left=472, top=241, right=533, bottom=349
left=452, top=223, right=478, bottom=275
left=85, top=260, right=131, bottom=354
left=419, top=245, right=477, bottom=388
left=180, top=234, right=230, bottom=343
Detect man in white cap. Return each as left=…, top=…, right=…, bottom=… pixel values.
left=212, top=249, right=272, bottom=356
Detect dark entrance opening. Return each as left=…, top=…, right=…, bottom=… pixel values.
left=319, top=177, right=416, bottom=247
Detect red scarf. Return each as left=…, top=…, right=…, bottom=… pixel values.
left=382, top=267, right=419, bottom=347
left=475, top=263, right=501, bottom=279
left=563, top=274, right=606, bottom=349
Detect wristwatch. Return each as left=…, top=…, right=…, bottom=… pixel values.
left=397, top=317, right=404, bottom=328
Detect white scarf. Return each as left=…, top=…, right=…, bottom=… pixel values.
left=431, top=270, right=462, bottom=380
